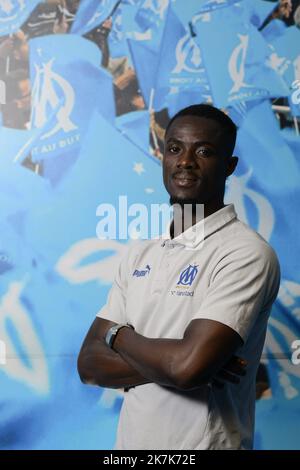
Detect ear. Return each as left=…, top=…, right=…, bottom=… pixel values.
left=226, top=156, right=238, bottom=178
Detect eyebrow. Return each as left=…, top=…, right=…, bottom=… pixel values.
left=166, top=137, right=217, bottom=149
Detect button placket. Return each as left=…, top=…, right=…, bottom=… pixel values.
left=151, top=246, right=168, bottom=294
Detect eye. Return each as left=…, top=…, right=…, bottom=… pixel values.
left=196, top=147, right=212, bottom=157
left=168, top=145, right=181, bottom=154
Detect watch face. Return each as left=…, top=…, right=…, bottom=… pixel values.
left=106, top=325, right=121, bottom=347
left=106, top=324, right=130, bottom=348
left=105, top=329, right=114, bottom=346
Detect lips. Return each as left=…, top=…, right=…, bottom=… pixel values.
left=173, top=172, right=198, bottom=180
left=172, top=173, right=199, bottom=187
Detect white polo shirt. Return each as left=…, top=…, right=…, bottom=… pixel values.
left=97, top=204, right=280, bottom=450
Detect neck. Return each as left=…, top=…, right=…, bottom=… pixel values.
left=170, top=199, right=225, bottom=239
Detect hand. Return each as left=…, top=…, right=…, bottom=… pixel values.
left=212, top=355, right=247, bottom=388
left=114, top=68, right=135, bottom=90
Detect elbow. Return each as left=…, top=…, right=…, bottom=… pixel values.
left=77, top=352, right=96, bottom=385
left=173, top=362, right=211, bottom=391
left=175, top=372, right=210, bottom=392
left=77, top=353, right=88, bottom=384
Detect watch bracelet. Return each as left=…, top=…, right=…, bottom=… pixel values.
left=111, top=322, right=134, bottom=349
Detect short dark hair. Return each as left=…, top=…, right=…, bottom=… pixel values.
left=165, top=104, right=237, bottom=157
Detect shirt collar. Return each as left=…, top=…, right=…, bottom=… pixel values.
left=161, top=204, right=237, bottom=249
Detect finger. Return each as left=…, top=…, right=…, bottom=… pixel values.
left=223, top=356, right=247, bottom=376
left=227, top=355, right=247, bottom=368
left=216, top=369, right=240, bottom=384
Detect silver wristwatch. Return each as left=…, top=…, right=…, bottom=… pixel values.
left=105, top=323, right=134, bottom=349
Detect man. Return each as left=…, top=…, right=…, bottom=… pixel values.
left=78, top=104, right=280, bottom=450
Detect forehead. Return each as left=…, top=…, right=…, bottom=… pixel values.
left=166, top=115, right=224, bottom=144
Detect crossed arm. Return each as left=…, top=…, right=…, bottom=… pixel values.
left=77, top=317, right=244, bottom=392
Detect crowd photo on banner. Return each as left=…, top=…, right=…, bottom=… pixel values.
left=0, top=0, right=299, bottom=450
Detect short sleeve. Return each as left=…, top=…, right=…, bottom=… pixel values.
left=96, top=248, right=130, bottom=324
left=190, top=241, right=280, bottom=343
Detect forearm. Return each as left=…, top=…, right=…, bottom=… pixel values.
left=113, top=327, right=183, bottom=389
left=78, top=339, right=151, bottom=389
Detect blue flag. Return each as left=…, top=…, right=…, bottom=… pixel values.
left=269, top=26, right=300, bottom=116
left=155, top=6, right=210, bottom=101
left=108, top=0, right=141, bottom=59
left=0, top=106, right=67, bottom=164
left=134, top=0, right=169, bottom=32
left=0, top=152, right=50, bottom=222
left=171, top=0, right=274, bottom=30
left=127, top=38, right=164, bottom=108
left=109, top=0, right=168, bottom=59
left=116, top=110, right=150, bottom=155
left=71, top=0, right=121, bottom=36
left=0, top=125, right=37, bottom=164
left=165, top=89, right=212, bottom=118
left=195, top=0, right=240, bottom=13
left=29, top=34, right=115, bottom=163
left=0, top=0, right=40, bottom=36
left=171, top=0, right=207, bottom=27
left=193, top=2, right=289, bottom=107
left=233, top=100, right=299, bottom=195
left=261, top=18, right=287, bottom=42
left=248, top=0, right=276, bottom=29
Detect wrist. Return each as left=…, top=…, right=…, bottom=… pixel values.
left=105, top=323, right=134, bottom=350
left=112, top=323, right=135, bottom=351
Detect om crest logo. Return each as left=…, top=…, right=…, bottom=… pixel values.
left=31, top=59, right=78, bottom=139
left=177, top=264, right=199, bottom=287
left=173, top=34, right=202, bottom=74
left=228, top=34, right=253, bottom=94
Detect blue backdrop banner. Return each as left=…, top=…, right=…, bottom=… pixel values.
left=0, top=0, right=299, bottom=450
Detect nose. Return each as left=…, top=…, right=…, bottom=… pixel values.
left=176, top=147, right=197, bottom=169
